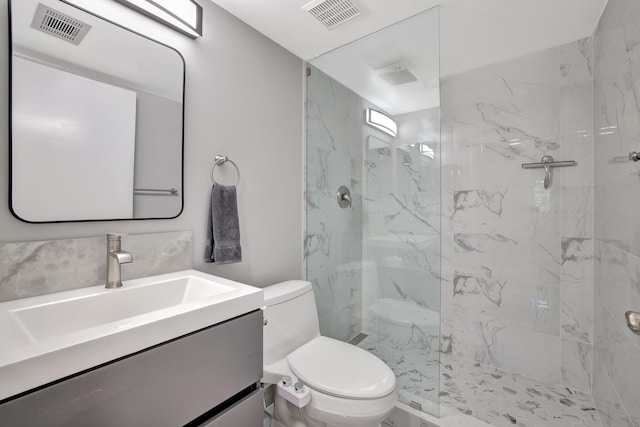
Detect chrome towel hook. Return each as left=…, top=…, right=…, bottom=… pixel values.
left=210, top=155, right=240, bottom=187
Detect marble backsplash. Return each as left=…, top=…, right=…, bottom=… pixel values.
left=0, top=231, right=193, bottom=302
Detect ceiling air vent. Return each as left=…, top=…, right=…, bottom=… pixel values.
left=379, top=66, right=418, bottom=86
left=30, top=3, right=91, bottom=45
left=302, top=0, right=361, bottom=30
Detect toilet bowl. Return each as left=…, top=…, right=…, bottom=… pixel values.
left=262, top=280, right=397, bottom=427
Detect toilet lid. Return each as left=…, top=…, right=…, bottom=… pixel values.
left=286, top=336, right=396, bottom=399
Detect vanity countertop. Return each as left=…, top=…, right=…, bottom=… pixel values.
left=0, top=270, right=263, bottom=401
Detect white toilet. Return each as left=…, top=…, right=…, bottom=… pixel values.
left=262, top=280, right=397, bottom=427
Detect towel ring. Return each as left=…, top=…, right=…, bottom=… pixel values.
left=210, top=155, right=240, bottom=187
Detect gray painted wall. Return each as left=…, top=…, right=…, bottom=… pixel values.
left=0, top=0, right=304, bottom=288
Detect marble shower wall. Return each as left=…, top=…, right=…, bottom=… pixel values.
left=305, top=66, right=364, bottom=342
left=593, top=0, right=640, bottom=425
left=440, top=38, right=595, bottom=392
left=360, top=106, right=442, bottom=409
left=0, top=231, right=193, bottom=302
left=362, top=107, right=442, bottom=320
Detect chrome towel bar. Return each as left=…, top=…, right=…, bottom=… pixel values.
left=133, top=188, right=178, bottom=195
left=521, top=160, right=577, bottom=169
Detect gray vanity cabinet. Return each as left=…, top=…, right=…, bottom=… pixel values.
left=0, top=310, right=263, bottom=426
left=199, top=388, right=264, bottom=426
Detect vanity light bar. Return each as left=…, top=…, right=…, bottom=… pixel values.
left=365, top=109, right=397, bottom=137
left=114, top=0, right=202, bottom=38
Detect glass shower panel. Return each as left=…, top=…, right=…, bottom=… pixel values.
left=305, top=65, right=365, bottom=343
left=305, top=8, right=441, bottom=417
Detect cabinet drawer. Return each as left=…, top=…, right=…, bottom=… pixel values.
left=0, top=310, right=263, bottom=427
left=199, top=388, right=263, bottom=427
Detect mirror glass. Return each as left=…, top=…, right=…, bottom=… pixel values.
left=9, top=0, right=184, bottom=222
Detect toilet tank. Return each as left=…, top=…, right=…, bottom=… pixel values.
left=262, top=280, right=320, bottom=366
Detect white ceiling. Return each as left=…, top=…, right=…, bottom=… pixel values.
left=309, top=9, right=440, bottom=115
left=209, top=0, right=608, bottom=77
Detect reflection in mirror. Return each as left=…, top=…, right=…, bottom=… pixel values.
left=9, top=0, right=185, bottom=222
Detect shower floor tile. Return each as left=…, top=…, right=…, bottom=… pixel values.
left=358, top=333, right=441, bottom=408
left=358, top=334, right=602, bottom=427
left=440, top=355, right=602, bottom=427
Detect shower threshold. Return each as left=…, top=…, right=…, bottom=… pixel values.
left=385, top=401, right=493, bottom=427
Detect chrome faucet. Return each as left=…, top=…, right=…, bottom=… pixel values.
left=106, top=233, right=133, bottom=289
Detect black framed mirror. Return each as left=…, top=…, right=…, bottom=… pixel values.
left=9, top=0, right=185, bottom=222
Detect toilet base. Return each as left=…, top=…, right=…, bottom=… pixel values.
left=272, top=389, right=395, bottom=427
left=275, top=395, right=368, bottom=427
left=274, top=395, right=307, bottom=427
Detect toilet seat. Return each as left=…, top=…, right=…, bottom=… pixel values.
left=286, top=336, right=396, bottom=399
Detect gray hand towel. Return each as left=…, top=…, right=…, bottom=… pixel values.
left=204, top=184, right=242, bottom=264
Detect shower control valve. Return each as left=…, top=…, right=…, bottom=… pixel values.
left=626, top=311, right=640, bottom=335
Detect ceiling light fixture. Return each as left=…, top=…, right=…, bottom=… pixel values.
left=113, top=0, right=202, bottom=38
left=365, top=109, right=397, bottom=137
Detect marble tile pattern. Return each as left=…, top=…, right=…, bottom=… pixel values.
left=374, top=341, right=602, bottom=427
left=361, top=104, right=443, bottom=407
left=305, top=66, right=364, bottom=342
left=0, top=231, right=193, bottom=302
left=593, top=0, right=640, bottom=425
left=440, top=37, right=595, bottom=392
left=439, top=355, right=602, bottom=427
left=359, top=331, right=441, bottom=409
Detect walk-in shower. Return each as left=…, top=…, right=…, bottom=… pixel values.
left=304, top=3, right=615, bottom=426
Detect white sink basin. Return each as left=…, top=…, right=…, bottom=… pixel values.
left=11, top=275, right=235, bottom=343
left=0, top=270, right=263, bottom=401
